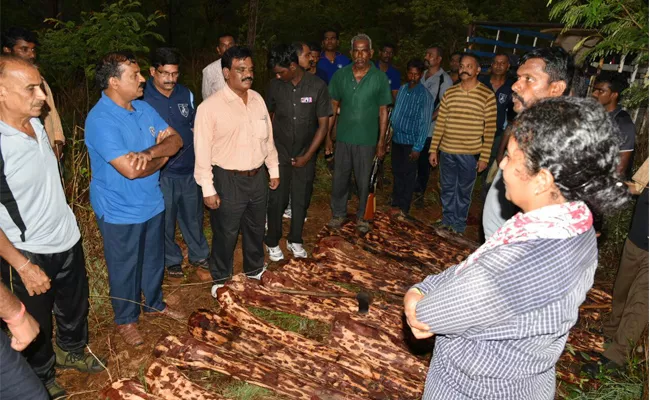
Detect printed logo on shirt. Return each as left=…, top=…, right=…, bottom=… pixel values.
left=388, top=79, right=392, bottom=85
left=149, top=126, right=156, bottom=137
left=178, top=103, right=190, bottom=118
left=337, top=64, right=343, bottom=69
left=499, top=93, right=508, bottom=104
left=300, top=97, right=313, bottom=104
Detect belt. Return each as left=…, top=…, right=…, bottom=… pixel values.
left=226, top=166, right=262, bottom=177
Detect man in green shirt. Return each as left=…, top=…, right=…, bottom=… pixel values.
left=325, top=33, right=392, bottom=233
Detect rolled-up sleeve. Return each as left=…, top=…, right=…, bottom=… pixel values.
left=194, top=102, right=217, bottom=197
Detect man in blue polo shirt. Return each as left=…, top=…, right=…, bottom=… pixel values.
left=375, top=43, right=401, bottom=101
left=143, top=48, right=209, bottom=279
left=85, top=51, right=184, bottom=347
left=317, top=29, right=351, bottom=84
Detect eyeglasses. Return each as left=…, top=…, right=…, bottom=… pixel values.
left=156, top=69, right=180, bottom=78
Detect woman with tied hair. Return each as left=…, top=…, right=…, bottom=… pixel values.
left=404, top=97, right=629, bottom=399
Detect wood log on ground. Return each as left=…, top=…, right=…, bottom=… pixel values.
left=216, top=287, right=377, bottom=381
left=100, top=379, right=152, bottom=400
left=261, top=269, right=354, bottom=294
left=146, top=359, right=227, bottom=400
left=188, top=310, right=400, bottom=399
left=153, top=335, right=367, bottom=400
left=226, top=274, right=404, bottom=335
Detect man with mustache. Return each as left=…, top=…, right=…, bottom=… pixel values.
left=307, top=43, right=321, bottom=75
left=448, top=51, right=462, bottom=83
left=202, top=33, right=236, bottom=99
left=0, top=55, right=105, bottom=398
left=326, top=33, right=393, bottom=233
left=194, top=46, right=280, bottom=297
left=375, top=43, right=401, bottom=101
left=143, top=48, right=210, bottom=279
left=483, top=47, right=574, bottom=239
left=85, top=52, right=184, bottom=347
left=2, top=27, right=65, bottom=159
left=429, top=53, right=497, bottom=234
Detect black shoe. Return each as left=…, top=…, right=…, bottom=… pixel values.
left=166, top=264, right=184, bottom=278
left=581, top=354, right=624, bottom=378
left=413, top=192, right=425, bottom=209
left=192, top=258, right=209, bottom=270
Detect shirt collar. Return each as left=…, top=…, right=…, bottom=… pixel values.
left=0, top=118, right=43, bottom=138
left=221, top=83, right=253, bottom=105
left=99, top=92, right=140, bottom=116
left=144, top=78, right=178, bottom=99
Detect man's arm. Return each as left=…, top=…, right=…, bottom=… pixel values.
left=325, top=99, right=340, bottom=155
left=618, top=152, right=633, bottom=177
left=294, top=116, right=329, bottom=167
left=41, top=79, right=65, bottom=147
left=478, top=95, right=498, bottom=170
left=0, top=282, right=40, bottom=351
left=429, top=92, right=449, bottom=166
left=0, top=228, right=50, bottom=296
left=109, top=128, right=181, bottom=180
left=201, top=65, right=215, bottom=100
left=376, top=105, right=389, bottom=159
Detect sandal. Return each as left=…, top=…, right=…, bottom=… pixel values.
left=166, top=264, right=184, bottom=278
left=116, top=323, right=144, bottom=347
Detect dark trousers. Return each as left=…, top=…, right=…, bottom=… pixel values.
left=439, top=151, right=478, bottom=233
left=0, top=239, right=89, bottom=385
left=391, top=142, right=418, bottom=213
left=0, top=331, right=48, bottom=399
left=265, top=158, right=316, bottom=246
left=160, top=174, right=210, bottom=266
left=331, top=142, right=376, bottom=219
left=97, top=212, right=166, bottom=325
left=414, top=137, right=432, bottom=194
left=209, top=166, right=267, bottom=281
left=603, top=238, right=649, bottom=365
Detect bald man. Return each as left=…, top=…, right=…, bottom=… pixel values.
left=0, top=56, right=105, bottom=398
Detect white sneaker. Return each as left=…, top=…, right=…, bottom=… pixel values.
left=266, top=245, right=284, bottom=262
left=287, top=242, right=308, bottom=258
left=247, top=265, right=267, bottom=280
left=283, top=207, right=292, bottom=219
left=211, top=283, right=225, bottom=298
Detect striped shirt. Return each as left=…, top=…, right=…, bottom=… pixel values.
left=413, top=232, right=598, bottom=399
left=430, top=82, right=497, bottom=163
left=390, top=83, right=435, bottom=152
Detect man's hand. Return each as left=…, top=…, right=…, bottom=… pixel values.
left=429, top=152, right=438, bottom=167
left=325, top=138, right=334, bottom=157
left=376, top=143, right=387, bottom=160
left=409, top=151, right=420, bottom=162
left=17, top=263, right=51, bottom=296
left=156, top=128, right=173, bottom=144
left=125, top=151, right=153, bottom=171
left=53, top=140, right=64, bottom=160
left=403, top=288, right=434, bottom=340
left=477, top=160, right=488, bottom=173
left=291, top=154, right=310, bottom=168
left=269, top=178, right=280, bottom=190
left=204, top=194, right=221, bottom=210
left=8, top=311, right=39, bottom=351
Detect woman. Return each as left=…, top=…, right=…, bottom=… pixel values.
left=404, top=97, right=629, bottom=399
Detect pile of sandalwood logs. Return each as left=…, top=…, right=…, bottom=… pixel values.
left=102, top=211, right=614, bottom=398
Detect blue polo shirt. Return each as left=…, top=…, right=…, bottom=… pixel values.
left=316, top=52, right=351, bottom=84
left=85, top=93, right=168, bottom=224
left=143, top=79, right=196, bottom=178
left=375, top=61, right=401, bottom=92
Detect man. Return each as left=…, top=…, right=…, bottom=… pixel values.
left=592, top=71, right=635, bottom=178
left=194, top=46, right=280, bottom=297
left=0, top=56, right=104, bottom=398
left=482, top=47, right=574, bottom=239
left=317, top=29, right=351, bottom=84
left=85, top=52, right=184, bottom=347
left=264, top=44, right=331, bottom=261
left=429, top=53, right=496, bottom=234
left=414, top=46, right=453, bottom=207
left=326, top=34, right=392, bottom=233
left=375, top=43, right=401, bottom=101
left=307, top=43, right=321, bottom=75
left=0, top=265, right=47, bottom=400
left=2, top=27, right=64, bottom=158
left=201, top=33, right=236, bottom=99
left=389, top=59, right=434, bottom=218
left=478, top=52, right=515, bottom=194
left=448, top=51, right=462, bottom=83
left=143, top=48, right=210, bottom=278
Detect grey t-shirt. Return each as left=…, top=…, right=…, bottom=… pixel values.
left=0, top=118, right=80, bottom=253
left=482, top=169, right=518, bottom=238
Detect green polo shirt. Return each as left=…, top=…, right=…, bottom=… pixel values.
left=329, top=64, right=393, bottom=146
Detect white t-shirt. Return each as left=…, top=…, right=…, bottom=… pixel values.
left=0, top=118, right=80, bottom=253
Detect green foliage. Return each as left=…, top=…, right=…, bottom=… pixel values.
left=38, top=0, right=165, bottom=84
left=223, top=382, right=278, bottom=400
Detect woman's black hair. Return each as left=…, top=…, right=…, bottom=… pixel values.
left=511, top=96, right=630, bottom=212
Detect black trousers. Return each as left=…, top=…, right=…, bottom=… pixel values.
left=0, top=239, right=89, bottom=385
left=265, top=158, right=316, bottom=247
left=391, top=142, right=418, bottom=213
left=0, top=331, right=48, bottom=399
left=415, top=137, right=432, bottom=194
left=208, top=166, right=268, bottom=281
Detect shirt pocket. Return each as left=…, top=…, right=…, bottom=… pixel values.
left=252, top=117, right=270, bottom=141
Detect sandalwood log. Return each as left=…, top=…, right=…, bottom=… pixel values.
left=100, top=379, right=152, bottom=400
left=153, top=335, right=366, bottom=400
left=146, top=359, right=227, bottom=400
left=261, top=269, right=354, bottom=294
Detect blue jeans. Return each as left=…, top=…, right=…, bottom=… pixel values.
left=160, top=174, right=209, bottom=266
left=96, top=212, right=166, bottom=325
left=439, top=151, right=478, bottom=233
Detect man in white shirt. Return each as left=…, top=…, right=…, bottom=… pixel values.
left=201, top=33, right=236, bottom=99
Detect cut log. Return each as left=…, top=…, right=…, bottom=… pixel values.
left=146, top=359, right=227, bottom=400
left=566, top=329, right=606, bottom=353
left=153, top=335, right=367, bottom=400
left=100, top=379, right=152, bottom=400
left=188, top=310, right=394, bottom=399
left=261, top=269, right=353, bottom=294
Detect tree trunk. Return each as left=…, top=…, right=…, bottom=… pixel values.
left=246, top=0, right=258, bottom=48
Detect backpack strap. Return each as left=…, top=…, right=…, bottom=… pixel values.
left=434, top=73, right=445, bottom=109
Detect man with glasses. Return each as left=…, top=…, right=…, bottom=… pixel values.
left=143, top=48, right=210, bottom=279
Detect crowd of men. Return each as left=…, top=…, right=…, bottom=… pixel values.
left=0, top=25, right=646, bottom=399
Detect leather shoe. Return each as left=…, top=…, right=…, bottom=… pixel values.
left=116, top=323, right=144, bottom=347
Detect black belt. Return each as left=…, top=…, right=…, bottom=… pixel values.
left=226, top=166, right=262, bottom=177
